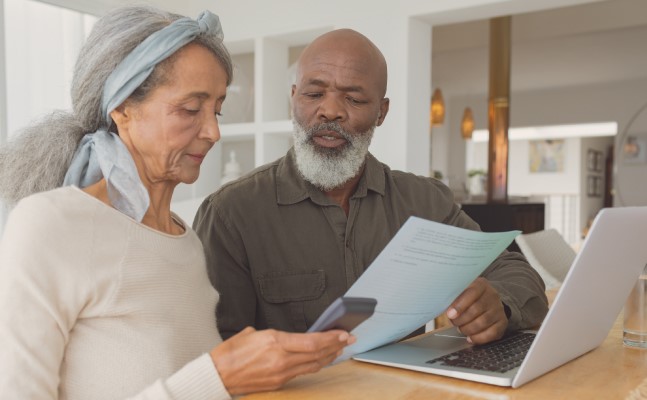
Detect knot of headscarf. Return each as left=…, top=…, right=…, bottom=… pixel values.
left=63, top=10, right=223, bottom=222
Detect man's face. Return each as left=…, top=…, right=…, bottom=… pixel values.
left=291, top=45, right=386, bottom=147
left=290, top=42, right=388, bottom=190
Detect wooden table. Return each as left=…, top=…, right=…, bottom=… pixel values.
left=245, top=299, right=647, bottom=399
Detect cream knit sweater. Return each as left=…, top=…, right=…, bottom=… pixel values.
left=0, top=186, right=230, bottom=399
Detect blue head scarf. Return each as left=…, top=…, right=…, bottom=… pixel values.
left=63, top=10, right=223, bottom=221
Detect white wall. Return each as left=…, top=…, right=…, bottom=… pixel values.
left=181, top=0, right=600, bottom=175
left=521, top=79, right=647, bottom=210
left=0, top=0, right=6, bottom=234
left=0, top=1, right=97, bottom=236
left=0, top=0, right=6, bottom=147
left=19, top=0, right=602, bottom=177
left=444, top=77, right=647, bottom=201
left=0, top=0, right=608, bottom=235
left=615, top=103, right=647, bottom=207
left=4, top=0, right=87, bottom=137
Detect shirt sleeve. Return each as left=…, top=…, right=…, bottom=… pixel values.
left=445, top=205, right=549, bottom=331
left=481, top=250, right=549, bottom=331
left=193, top=195, right=257, bottom=340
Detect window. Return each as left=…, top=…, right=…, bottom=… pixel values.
left=0, top=0, right=96, bottom=235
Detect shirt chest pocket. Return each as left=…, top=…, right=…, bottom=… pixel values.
left=257, top=270, right=328, bottom=332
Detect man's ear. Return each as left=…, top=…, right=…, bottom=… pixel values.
left=376, top=98, right=390, bottom=126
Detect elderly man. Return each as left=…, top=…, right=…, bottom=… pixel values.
left=194, top=29, right=548, bottom=345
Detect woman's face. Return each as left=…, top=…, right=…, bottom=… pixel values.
left=112, top=43, right=228, bottom=188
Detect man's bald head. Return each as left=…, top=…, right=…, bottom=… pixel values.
left=296, top=29, right=388, bottom=98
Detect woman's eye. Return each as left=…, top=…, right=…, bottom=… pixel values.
left=186, top=109, right=200, bottom=114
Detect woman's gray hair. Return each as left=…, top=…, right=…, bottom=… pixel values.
left=0, top=6, right=233, bottom=206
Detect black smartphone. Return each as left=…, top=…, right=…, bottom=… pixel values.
left=307, top=296, right=377, bottom=333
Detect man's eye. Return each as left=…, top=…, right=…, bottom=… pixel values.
left=304, top=93, right=323, bottom=98
left=185, top=109, right=200, bottom=114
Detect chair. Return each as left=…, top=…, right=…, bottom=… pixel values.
left=514, top=229, right=577, bottom=290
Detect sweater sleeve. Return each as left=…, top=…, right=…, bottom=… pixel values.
left=0, top=198, right=74, bottom=398
left=126, top=354, right=231, bottom=400
left=0, top=195, right=231, bottom=400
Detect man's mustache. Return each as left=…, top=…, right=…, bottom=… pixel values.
left=304, top=122, right=352, bottom=141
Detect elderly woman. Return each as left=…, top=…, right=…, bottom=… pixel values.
left=0, top=6, right=353, bottom=400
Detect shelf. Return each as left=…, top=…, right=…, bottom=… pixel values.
left=220, top=122, right=255, bottom=139
left=220, top=52, right=254, bottom=124
left=171, top=27, right=334, bottom=219
left=262, top=119, right=293, bottom=134
left=221, top=139, right=255, bottom=181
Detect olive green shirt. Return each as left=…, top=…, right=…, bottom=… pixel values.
left=194, top=149, right=548, bottom=340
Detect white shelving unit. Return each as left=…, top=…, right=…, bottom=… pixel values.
left=171, top=27, right=332, bottom=224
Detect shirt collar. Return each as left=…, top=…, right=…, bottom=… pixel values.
left=276, top=148, right=385, bottom=206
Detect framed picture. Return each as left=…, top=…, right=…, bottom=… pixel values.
left=587, top=175, right=595, bottom=197
left=529, top=139, right=565, bottom=173
left=595, top=176, right=602, bottom=197
left=587, top=149, right=597, bottom=172
left=594, top=151, right=604, bottom=172
left=587, top=175, right=603, bottom=197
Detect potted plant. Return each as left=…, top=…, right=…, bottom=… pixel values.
left=467, top=169, right=487, bottom=196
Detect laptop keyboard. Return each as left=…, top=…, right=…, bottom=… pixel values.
left=425, top=332, right=536, bottom=373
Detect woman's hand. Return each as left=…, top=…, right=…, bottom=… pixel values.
left=210, top=327, right=355, bottom=395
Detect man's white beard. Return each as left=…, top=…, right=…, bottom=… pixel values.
left=292, top=119, right=375, bottom=191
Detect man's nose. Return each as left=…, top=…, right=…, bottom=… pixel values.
left=318, top=95, right=347, bottom=122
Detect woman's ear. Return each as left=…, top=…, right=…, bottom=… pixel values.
left=109, top=103, right=135, bottom=135
left=109, top=104, right=129, bottom=127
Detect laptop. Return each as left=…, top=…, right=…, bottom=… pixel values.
left=353, top=206, right=647, bottom=388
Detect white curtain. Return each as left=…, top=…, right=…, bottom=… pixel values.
left=0, top=0, right=95, bottom=236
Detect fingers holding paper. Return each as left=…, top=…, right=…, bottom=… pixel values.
left=445, top=277, right=508, bottom=345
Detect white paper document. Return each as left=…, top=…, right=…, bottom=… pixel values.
left=338, top=216, right=519, bottom=361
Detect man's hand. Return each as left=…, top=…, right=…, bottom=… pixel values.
left=210, top=327, right=355, bottom=395
left=445, top=277, right=508, bottom=345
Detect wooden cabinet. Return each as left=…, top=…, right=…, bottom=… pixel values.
left=460, top=202, right=545, bottom=252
